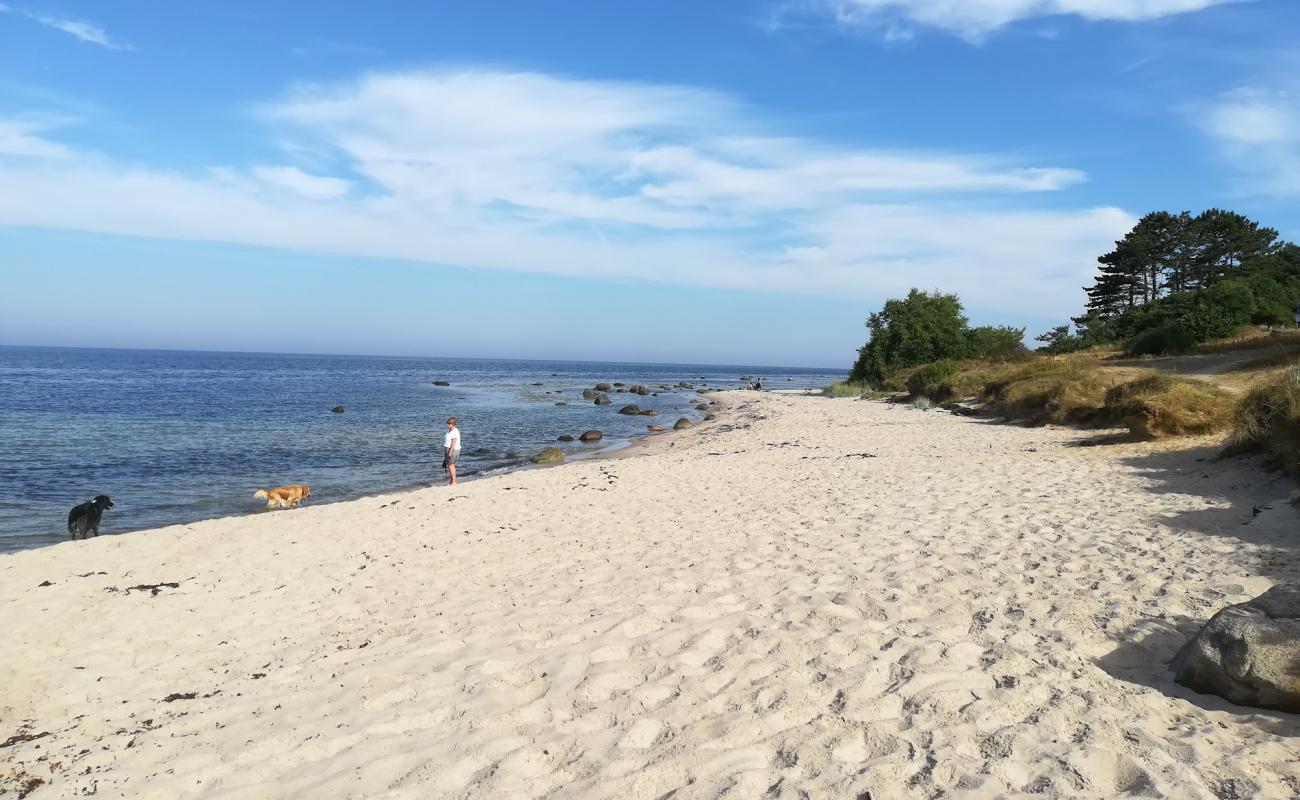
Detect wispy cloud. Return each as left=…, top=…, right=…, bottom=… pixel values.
left=1198, top=86, right=1300, bottom=197
left=0, top=118, right=74, bottom=159
left=1, top=4, right=131, bottom=49
left=0, top=68, right=1131, bottom=320
left=774, top=0, right=1249, bottom=43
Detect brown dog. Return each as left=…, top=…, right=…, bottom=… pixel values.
left=252, top=485, right=311, bottom=509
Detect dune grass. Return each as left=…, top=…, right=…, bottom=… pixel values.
left=823, top=380, right=872, bottom=398
left=1226, top=368, right=1300, bottom=478
left=980, top=360, right=1119, bottom=425
left=1100, top=374, right=1236, bottom=439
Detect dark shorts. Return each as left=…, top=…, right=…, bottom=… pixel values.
left=442, top=449, right=459, bottom=470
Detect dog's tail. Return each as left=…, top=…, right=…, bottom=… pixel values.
left=252, top=489, right=268, bottom=501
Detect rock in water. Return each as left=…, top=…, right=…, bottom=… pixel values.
left=633, top=384, right=650, bottom=395
left=593, top=393, right=611, bottom=406
left=557, top=434, right=574, bottom=442
left=579, top=430, right=602, bottom=442
left=582, top=388, right=598, bottom=400
left=618, top=404, right=641, bottom=415
left=432, top=380, right=450, bottom=386
left=531, top=447, right=566, bottom=465
left=1172, top=584, right=1300, bottom=713
left=330, top=406, right=345, bottom=413
left=673, top=418, right=693, bottom=430
left=594, top=383, right=612, bottom=391
left=647, top=425, right=664, bottom=432
left=640, top=410, right=658, bottom=417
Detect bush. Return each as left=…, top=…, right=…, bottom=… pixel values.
left=1129, top=324, right=1198, bottom=356
left=906, top=359, right=958, bottom=399
left=849, top=290, right=972, bottom=386
left=967, top=326, right=1028, bottom=361
left=1227, top=368, right=1300, bottom=478
left=1101, top=375, right=1235, bottom=439
left=823, top=380, right=871, bottom=398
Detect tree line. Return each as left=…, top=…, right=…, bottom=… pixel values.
left=847, top=209, right=1300, bottom=385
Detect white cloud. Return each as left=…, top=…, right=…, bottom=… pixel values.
left=784, top=0, right=1247, bottom=42
left=0, top=68, right=1131, bottom=321
left=1199, top=87, right=1300, bottom=196
left=0, top=5, right=131, bottom=49
left=0, top=119, right=73, bottom=159
left=251, top=165, right=351, bottom=200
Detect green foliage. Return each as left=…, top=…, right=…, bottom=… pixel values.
left=966, top=326, right=1027, bottom=360
left=1073, top=209, right=1293, bottom=351
left=848, top=290, right=971, bottom=386
left=1034, top=325, right=1085, bottom=355
left=906, top=359, right=958, bottom=399
left=823, top=380, right=871, bottom=398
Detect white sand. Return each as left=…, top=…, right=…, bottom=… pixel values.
left=4, top=393, right=1300, bottom=799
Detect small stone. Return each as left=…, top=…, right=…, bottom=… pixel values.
left=579, top=430, right=603, bottom=442
left=674, top=418, right=693, bottom=430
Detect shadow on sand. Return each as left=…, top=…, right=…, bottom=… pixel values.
left=1091, top=440, right=1300, bottom=725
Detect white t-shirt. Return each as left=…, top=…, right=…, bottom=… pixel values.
left=444, top=427, right=461, bottom=451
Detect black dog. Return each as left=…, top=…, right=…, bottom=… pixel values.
left=68, top=495, right=114, bottom=539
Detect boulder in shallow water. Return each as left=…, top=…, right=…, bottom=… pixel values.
left=673, top=418, right=693, bottom=430
left=532, top=447, right=566, bottom=465
left=557, top=434, right=574, bottom=442
left=593, top=393, right=611, bottom=406
left=555, top=401, right=567, bottom=406
left=632, top=384, right=650, bottom=395
left=579, top=430, right=603, bottom=442
left=618, top=404, right=641, bottom=415
left=647, top=425, right=664, bottom=432
left=595, top=383, right=612, bottom=391
left=582, top=388, right=598, bottom=400
left=330, top=406, right=345, bottom=413
left=432, top=380, right=450, bottom=386
left=1172, top=584, right=1300, bottom=713
left=640, top=410, right=658, bottom=417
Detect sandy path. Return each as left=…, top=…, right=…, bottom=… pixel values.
left=3, top=393, right=1299, bottom=799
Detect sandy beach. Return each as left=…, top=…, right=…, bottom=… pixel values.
left=3, top=392, right=1299, bottom=799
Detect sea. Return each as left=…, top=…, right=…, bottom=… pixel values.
left=0, top=346, right=844, bottom=553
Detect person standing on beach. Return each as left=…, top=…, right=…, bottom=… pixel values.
left=443, top=417, right=461, bottom=486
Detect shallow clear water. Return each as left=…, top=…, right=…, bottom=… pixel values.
left=0, top=346, right=843, bottom=552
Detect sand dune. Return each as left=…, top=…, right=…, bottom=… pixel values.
left=3, top=393, right=1299, bottom=799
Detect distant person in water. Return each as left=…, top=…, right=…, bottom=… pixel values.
left=443, top=417, right=461, bottom=486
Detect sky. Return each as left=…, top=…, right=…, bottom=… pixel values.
left=1, top=1, right=1298, bottom=367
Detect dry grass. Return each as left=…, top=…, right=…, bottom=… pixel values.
left=981, top=360, right=1120, bottom=425
left=823, top=380, right=871, bottom=398
left=1226, top=368, right=1300, bottom=479
left=1100, top=375, right=1236, bottom=439
left=1194, top=327, right=1300, bottom=355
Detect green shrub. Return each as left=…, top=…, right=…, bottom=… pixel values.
left=1129, top=324, right=1198, bottom=356
left=906, top=359, right=959, bottom=399
left=849, top=290, right=972, bottom=386
left=823, top=380, right=871, bottom=398
left=966, top=326, right=1028, bottom=361
left=1227, top=368, right=1300, bottom=478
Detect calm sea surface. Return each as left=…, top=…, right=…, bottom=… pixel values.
left=0, top=346, right=843, bottom=552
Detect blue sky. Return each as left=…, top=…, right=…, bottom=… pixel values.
left=2, top=1, right=1297, bottom=367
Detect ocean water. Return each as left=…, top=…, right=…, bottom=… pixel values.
left=0, top=346, right=843, bottom=552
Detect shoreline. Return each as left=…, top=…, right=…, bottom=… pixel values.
left=5, top=392, right=1297, bottom=798
left=0, top=392, right=731, bottom=556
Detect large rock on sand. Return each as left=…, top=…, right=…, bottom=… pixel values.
left=673, top=418, right=693, bottom=430
left=1172, top=584, right=1300, bottom=712
left=531, top=447, right=566, bottom=465
left=593, top=393, right=611, bottom=406
left=579, top=430, right=603, bottom=442
left=618, top=404, right=641, bottom=415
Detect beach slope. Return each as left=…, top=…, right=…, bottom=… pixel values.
left=3, top=393, right=1299, bottom=798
